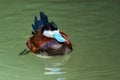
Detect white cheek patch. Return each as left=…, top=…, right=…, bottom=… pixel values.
left=43, top=30, right=59, bottom=38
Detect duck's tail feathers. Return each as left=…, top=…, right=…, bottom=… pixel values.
left=32, top=12, right=49, bottom=32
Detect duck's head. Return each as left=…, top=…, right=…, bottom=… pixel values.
left=32, top=12, right=66, bottom=43
left=41, top=22, right=66, bottom=43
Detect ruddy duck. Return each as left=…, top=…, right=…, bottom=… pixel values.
left=19, top=12, right=73, bottom=56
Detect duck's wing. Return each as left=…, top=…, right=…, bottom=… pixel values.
left=32, top=12, right=49, bottom=32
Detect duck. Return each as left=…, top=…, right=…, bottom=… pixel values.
left=19, top=12, right=73, bottom=56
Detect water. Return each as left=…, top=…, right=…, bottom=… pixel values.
left=0, top=0, right=120, bottom=80
left=43, top=54, right=71, bottom=80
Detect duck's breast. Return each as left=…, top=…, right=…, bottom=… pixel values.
left=41, top=40, right=63, bottom=50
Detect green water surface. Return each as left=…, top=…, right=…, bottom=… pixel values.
left=0, top=0, right=120, bottom=80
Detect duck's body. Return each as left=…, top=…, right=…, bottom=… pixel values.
left=26, top=30, right=72, bottom=56
left=19, top=12, right=73, bottom=56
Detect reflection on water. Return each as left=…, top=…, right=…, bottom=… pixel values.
left=57, top=78, right=66, bottom=80
left=45, top=67, right=65, bottom=75
left=38, top=54, right=71, bottom=80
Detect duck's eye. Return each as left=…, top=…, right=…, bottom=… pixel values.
left=31, top=31, right=35, bottom=35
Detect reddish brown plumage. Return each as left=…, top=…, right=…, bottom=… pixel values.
left=26, top=30, right=72, bottom=56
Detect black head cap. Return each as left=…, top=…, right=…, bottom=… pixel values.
left=41, top=22, right=58, bottom=33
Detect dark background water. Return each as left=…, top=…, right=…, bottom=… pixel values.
left=0, top=0, right=120, bottom=80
